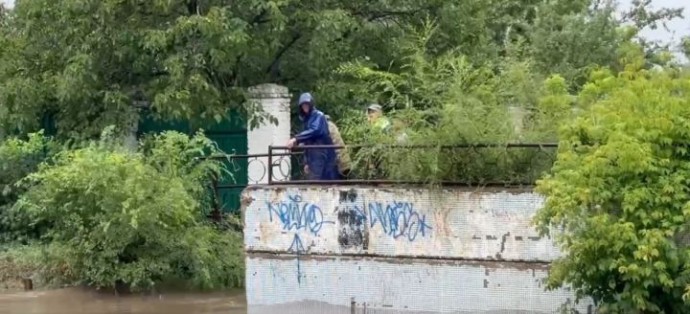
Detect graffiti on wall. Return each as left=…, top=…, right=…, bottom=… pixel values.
left=267, top=194, right=334, bottom=235
left=264, top=190, right=434, bottom=283
left=368, top=200, right=432, bottom=241
left=266, top=194, right=334, bottom=284
left=336, top=190, right=432, bottom=247
left=265, top=191, right=434, bottom=248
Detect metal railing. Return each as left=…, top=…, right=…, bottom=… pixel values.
left=204, top=143, right=558, bottom=218
left=267, top=143, right=558, bottom=186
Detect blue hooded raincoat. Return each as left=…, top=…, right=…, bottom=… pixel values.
left=294, top=93, right=339, bottom=180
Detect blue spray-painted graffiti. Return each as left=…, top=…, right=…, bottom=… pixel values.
left=265, top=194, right=433, bottom=284
left=332, top=198, right=433, bottom=242
left=267, top=194, right=334, bottom=236
left=266, top=194, right=334, bottom=285
left=287, top=234, right=305, bottom=284
left=367, top=201, right=432, bottom=242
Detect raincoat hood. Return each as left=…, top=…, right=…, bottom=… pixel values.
left=297, top=92, right=315, bottom=119
left=292, top=92, right=338, bottom=180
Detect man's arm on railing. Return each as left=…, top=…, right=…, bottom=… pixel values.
left=294, top=114, right=327, bottom=143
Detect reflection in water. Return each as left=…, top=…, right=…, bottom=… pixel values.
left=0, top=288, right=247, bottom=314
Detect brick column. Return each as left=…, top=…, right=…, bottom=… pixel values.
left=247, top=84, right=291, bottom=184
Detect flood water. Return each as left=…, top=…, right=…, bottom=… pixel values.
left=0, top=288, right=247, bottom=314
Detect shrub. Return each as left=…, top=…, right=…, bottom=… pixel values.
left=332, top=25, right=565, bottom=184
left=9, top=128, right=244, bottom=291
left=0, top=131, right=56, bottom=242
left=534, top=51, right=690, bottom=312
left=0, top=244, right=44, bottom=290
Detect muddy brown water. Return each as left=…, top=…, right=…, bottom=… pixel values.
left=0, top=288, right=247, bottom=314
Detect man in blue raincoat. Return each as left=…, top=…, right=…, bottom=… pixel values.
left=286, top=93, right=339, bottom=180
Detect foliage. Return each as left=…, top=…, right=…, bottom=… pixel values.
left=315, top=0, right=684, bottom=118
left=1, top=0, right=681, bottom=140
left=7, top=129, right=243, bottom=291
left=0, top=131, right=57, bottom=242
left=534, top=50, right=690, bottom=312
left=0, top=0, right=555, bottom=138
left=330, top=24, right=563, bottom=184
left=525, top=2, right=623, bottom=88
left=307, top=0, right=686, bottom=187
left=0, top=244, right=46, bottom=289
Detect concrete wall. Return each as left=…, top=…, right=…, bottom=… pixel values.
left=242, top=186, right=594, bottom=314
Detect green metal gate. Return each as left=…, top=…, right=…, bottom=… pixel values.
left=137, top=111, right=247, bottom=215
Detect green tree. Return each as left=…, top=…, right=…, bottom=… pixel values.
left=0, top=0, right=501, bottom=138
left=329, top=23, right=564, bottom=184
left=5, top=0, right=679, bottom=139
left=534, top=48, right=690, bottom=312
left=320, top=0, right=685, bottom=185
left=682, top=36, right=690, bottom=60
left=525, top=2, right=623, bottom=88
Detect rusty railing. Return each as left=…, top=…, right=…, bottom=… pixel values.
left=204, top=143, right=558, bottom=219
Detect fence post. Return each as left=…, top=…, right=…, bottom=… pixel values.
left=209, top=176, right=222, bottom=222
left=268, top=145, right=274, bottom=185
left=123, top=116, right=139, bottom=151
left=247, top=84, right=291, bottom=184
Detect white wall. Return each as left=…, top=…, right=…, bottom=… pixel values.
left=247, top=256, right=587, bottom=314
left=242, top=186, right=594, bottom=314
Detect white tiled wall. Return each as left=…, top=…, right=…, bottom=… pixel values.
left=242, top=186, right=594, bottom=313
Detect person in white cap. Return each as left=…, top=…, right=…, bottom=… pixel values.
left=366, top=104, right=391, bottom=133
left=364, top=104, right=393, bottom=179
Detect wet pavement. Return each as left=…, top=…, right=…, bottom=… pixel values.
left=0, top=288, right=247, bottom=314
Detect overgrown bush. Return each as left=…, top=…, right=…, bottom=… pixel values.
left=6, top=128, right=243, bottom=291
left=0, top=131, right=57, bottom=242
left=534, top=50, right=690, bottom=312
left=0, top=244, right=51, bottom=290
left=332, top=24, right=567, bottom=184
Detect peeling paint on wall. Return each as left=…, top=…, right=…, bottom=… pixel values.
left=243, top=186, right=593, bottom=313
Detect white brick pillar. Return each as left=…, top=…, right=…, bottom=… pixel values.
left=247, top=84, right=291, bottom=184
left=507, top=105, right=525, bottom=140
left=123, top=118, right=139, bottom=151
